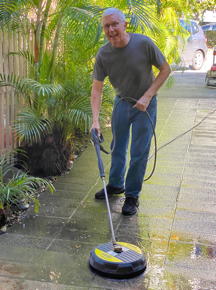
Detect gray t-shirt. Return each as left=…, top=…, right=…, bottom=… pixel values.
left=93, top=33, right=166, bottom=100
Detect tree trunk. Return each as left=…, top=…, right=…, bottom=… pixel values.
left=34, top=0, right=43, bottom=81
left=38, top=0, right=52, bottom=71
left=48, top=12, right=63, bottom=82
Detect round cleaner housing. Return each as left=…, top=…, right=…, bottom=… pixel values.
left=89, top=241, right=146, bottom=278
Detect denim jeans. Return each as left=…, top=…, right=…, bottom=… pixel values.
left=108, top=96, right=157, bottom=198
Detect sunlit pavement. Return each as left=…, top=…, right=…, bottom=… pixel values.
left=0, top=53, right=216, bottom=289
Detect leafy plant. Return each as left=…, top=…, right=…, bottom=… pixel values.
left=0, top=71, right=93, bottom=140
left=0, top=154, right=55, bottom=213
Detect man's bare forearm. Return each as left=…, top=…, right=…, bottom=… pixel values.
left=134, top=61, right=171, bottom=111
left=90, top=79, right=104, bottom=130
left=145, top=61, right=171, bottom=98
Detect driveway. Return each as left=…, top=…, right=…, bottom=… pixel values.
left=0, top=57, right=216, bottom=289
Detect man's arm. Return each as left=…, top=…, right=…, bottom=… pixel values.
left=90, top=79, right=104, bottom=133
left=134, top=61, right=171, bottom=111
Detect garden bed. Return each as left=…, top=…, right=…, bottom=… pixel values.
left=0, top=133, right=90, bottom=234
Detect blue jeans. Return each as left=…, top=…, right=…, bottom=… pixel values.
left=108, top=96, right=157, bottom=198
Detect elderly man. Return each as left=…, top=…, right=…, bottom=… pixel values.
left=91, top=8, right=171, bottom=215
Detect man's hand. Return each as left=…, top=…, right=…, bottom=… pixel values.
left=133, top=95, right=151, bottom=111
left=90, top=121, right=101, bottom=136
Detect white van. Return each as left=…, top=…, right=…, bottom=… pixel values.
left=180, top=19, right=208, bottom=70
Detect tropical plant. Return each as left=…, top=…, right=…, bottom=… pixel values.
left=0, top=154, right=55, bottom=213
left=0, top=74, right=94, bottom=175
left=0, top=1, right=108, bottom=175
left=0, top=1, right=101, bottom=174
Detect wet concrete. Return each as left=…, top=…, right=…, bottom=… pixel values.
left=1, top=66, right=216, bottom=289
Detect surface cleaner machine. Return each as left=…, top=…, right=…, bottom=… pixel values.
left=89, top=128, right=147, bottom=278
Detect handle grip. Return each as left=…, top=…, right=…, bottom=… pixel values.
left=91, top=129, right=105, bottom=177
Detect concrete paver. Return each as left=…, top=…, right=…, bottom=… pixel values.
left=0, top=65, right=216, bottom=289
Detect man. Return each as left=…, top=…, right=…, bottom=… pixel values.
left=91, top=8, right=171, bottom=216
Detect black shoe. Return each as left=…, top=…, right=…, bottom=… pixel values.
left=122, top=197, right=139, bottom=216
left=95, top=185, right=125, bottom=200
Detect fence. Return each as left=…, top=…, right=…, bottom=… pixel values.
left=0, top=28, right=32, bottom=155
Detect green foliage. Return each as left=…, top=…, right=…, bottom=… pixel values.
left=0, top=72, right=93, bottom=144
left=1, top=1, right=104, bottom=148
left=0, top=0, right=30, bottom=29
left=0, top=72, right=66, bottom=110
left=0, top=154, right=55, bottom=212
left=0, top=0, right=18, bottom=26
left=9, top=50, right=34, bottom=64
left=189, top=0, right=216, bottom=22
left=14, top=110, right=51, bottom=145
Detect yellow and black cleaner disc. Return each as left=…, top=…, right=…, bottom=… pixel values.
left=89, top=242, right=147, bottom=278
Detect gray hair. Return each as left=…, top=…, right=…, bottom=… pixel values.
left=102, top=8, right=126, bottom=22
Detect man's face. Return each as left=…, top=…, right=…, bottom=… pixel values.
left=102, top=14, right=127, bottom=48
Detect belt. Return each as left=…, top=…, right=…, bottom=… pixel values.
left=117, top=95, right=137, bottom=105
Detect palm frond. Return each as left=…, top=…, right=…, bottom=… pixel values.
left=14, top=109, right=51, bottom=144
left=0, top=154, right=55, bottom=212
left=0, top=0, right=31, bottom=28
left=126, top=0, right=161, bottom=33
left=0, top=155, right=12, bottom=183
left=23, top=80, right=65, bottom=97
left=9, top=50, right=34, bottom=65
left=68, top=99, right=92, bottom=132
left=62, top=5, right=103, bottom=49
left=0, top=73, right=65, bottom=98
left=68, top=108, right=92, bottom=132
left=0, top=0, right=17, bottom=26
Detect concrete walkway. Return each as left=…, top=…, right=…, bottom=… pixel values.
left=1, top=70, right=216, bottom=289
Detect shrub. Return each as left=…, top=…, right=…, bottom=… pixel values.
left=0, top=155, right=55, bottom=213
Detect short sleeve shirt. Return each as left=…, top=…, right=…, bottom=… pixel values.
left=93, top=33, right=166, bottom=100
